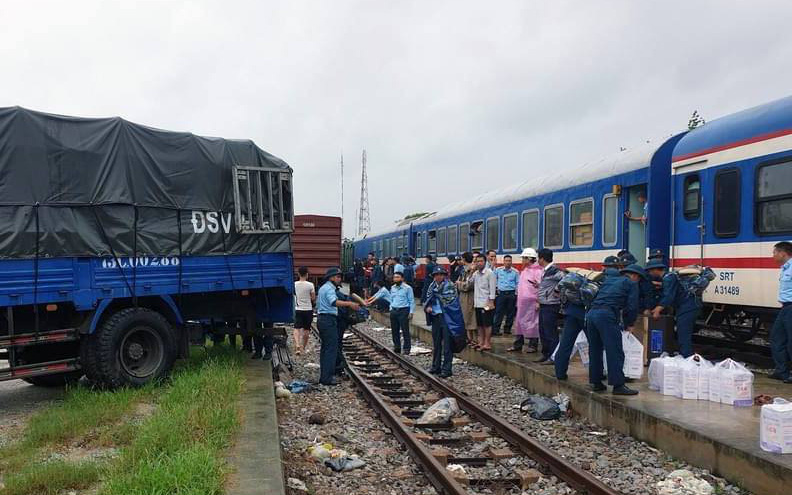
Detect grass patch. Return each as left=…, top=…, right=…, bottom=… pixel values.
left=101, top=346, right=244, bottom=495
left=0, top=345, right=245, bottom=495
left=1, top=459, right=104, bottom=495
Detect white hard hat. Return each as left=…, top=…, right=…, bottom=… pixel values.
left=520, top=248, right=538, bottom=259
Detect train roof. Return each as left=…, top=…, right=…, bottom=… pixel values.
left=673, top=95, right=792, bottom=162
left=359, top=139, right=663, bottom=240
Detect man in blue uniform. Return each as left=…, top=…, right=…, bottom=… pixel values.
left=651, top=266, right=701, bottom=358
left=587, top=262, right=642, bottom=395
left=645, top=259, right=667, bottom=310
left=424, top=266, right=463, bottom=378
left=317, top=267, right=360, bottom=386
left=493, top=254, right=519, bottom=336
left=769, top=241, right=792, bottom=383
left=422, top=255, right=437, bottom=325
left=388, top=270, right=415, bottom=354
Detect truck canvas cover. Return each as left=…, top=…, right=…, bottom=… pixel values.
left=0, top=107, right=292, bottom=258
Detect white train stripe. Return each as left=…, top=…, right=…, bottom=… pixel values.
left=672, top=133, right=792, bottom=174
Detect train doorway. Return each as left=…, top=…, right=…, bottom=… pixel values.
left=625, top=184, right=648, bottom=265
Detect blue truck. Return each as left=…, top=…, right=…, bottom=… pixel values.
left=0, top=107, right=294, bottom=388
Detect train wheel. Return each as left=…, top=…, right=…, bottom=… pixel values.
left=90, top=307, right=177, bottom=389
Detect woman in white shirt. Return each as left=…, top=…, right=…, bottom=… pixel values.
left=294, top=266, right=316, bottom=354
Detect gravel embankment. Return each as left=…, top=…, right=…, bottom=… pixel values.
left=358, top=320, right=750, bottom=495
left=277, top=336, right=438, bottom=495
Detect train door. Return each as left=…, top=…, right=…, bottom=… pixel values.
left=625, top=184, right=648, bottom=265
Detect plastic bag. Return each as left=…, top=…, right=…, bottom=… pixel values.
left=520, top=395, right=562, bottom=420
left=716, top=358, right=754, bottom=407
left=648, top=353, right=669, bottom=391
left=324, top=455, right=366, bottom=471
left=703, top=363, right=721, bottom=404
left=287, top=380, right=313, bottom=393
left=623, top=332, right=644, bottom=379
left=417, top=398, right=460, bottom=425
left=760, top=398, right=792, bottom=453
left=697, top=357, right=714, bottom=401
left=550, top=343, right=560, bottom=362
left=574, top=331, right=589, bottom=366
left=677, top=354, right=705, bottom=400
left=661, top=355, right=684, bottom=396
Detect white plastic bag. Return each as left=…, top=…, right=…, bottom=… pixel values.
left=760, top=398, right=792, bottom=454
left=550, top=343, right=560, bottom=362
left=623, top=332, right=644, bottom=379
left=703, top=364, right=721, bottom=403
left=648, top=353, right=669, bottom=391
left=574, top=332, right=589, bottom=366
left=697, top=357, right=714, bottom=401
left=717, top=359, right=754, bottom=407
left=417, top=397, right=460, bottom=425
left=677, top=354, right=703, bottom=400
left=661, top=355, right=684, bottom=396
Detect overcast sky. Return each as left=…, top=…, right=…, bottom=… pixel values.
left=2, top=1, right=791, bottom=237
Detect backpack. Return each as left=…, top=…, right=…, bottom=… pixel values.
left=674, top=266, right=716, bottom=298
left=558, top=271, right=601, bottom=308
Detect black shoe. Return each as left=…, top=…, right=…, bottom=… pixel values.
left=403, top=349, right=411, bottom=355
left=785, top=377, right=792, bottom=384
left=624, top=377, right=635, bottom=383
left=262, top=351, right=272, bottom=361
left=492, top=331, right=501, bottom=336
left=540, top=360, right=555, bottom=366
left=556, top=375, right=568, bottom=381
left=393, top=348, right=401, bottom=354
left=534, top=357, right=549, bottom=363
left=612, top=385, right=639, bottom=395
left=590, top=382, right=607, bottom=392
left=439, top=371, right=452, bottom=378
left=429, top=368, right=440, bottom=375
left=320, top=380, right=339, bottom=386
left=769, top=371, right=789, bottom=381
left=251, top=353, right=262, bottom=359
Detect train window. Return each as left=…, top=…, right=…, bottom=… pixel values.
left=683, top=175, right=701, bottom=220
left=602, top=194, right=618, bottom=246
left=471, top=220, right=484, bottom=250
left=416, top=233, right=423, bottom=257
left=403, top=233, right=408, bottom=255
left=437, top=227, right=447, bottom=254
left=486, top=217, right=500, bottom=251
left=503, top=214, right=518, bottom=251
left=459, top=223, right=470, bottom=252
left=569, top=199, right=594, bottom=247
left=715, top=169, right=740, bottom=237
left=521, top=210, right=539, bottom=249
left=544, top=204, right=564, bottom=249
left=428, top=230, right=437, bottom=254
left=756, top=159, right=792, bottom=234
left=447, top=225, right=458, bottom=254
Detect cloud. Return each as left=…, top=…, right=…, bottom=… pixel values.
left=1, top=1, right=791, bottom=237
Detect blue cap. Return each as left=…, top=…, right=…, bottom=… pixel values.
left=324, top=267, right=342, bottom=278
left=645, top=259, right=667, bottom=270
left=620, top=263, right=647, bottom=279
left=431, top=266, right=448, bottom=276
left=602, top=255, right=619, bottom=267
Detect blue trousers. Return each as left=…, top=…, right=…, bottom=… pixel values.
left=675, top=308, right=698, bottom=358
left=771, top=305, right=792, bottom=377
left=390, top=307, right=411, bottom=352
left=431, top=313, right=453, bottom=375
left=586, top=308, right=625, bottom=387
left=317, top=314, right=339, bottom=384
left=554, top=304, right=587, bottom=379
left=335, top=320, right=348, bottom=374
left=539, top=304, right=561, bottom=359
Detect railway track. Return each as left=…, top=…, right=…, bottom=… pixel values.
left=342, top=326, right=622, bottom=495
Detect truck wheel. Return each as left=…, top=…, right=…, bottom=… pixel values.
left=92, top=307, right=177, bottom=388
left=18, top=342, right=83, bottom=387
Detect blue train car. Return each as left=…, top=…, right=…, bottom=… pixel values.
left=0, top=108, right=294, bottom=387
left=670, top=96, right=792, bottom=338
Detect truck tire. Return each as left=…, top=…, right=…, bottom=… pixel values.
left=91, top=307, right=177, bottom=388
left=18, top=342, right=83, bottom=387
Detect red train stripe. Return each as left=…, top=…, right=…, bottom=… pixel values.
left=671, top=257, right=778, bottom=269
left=672, top=128, right=792, bottom=163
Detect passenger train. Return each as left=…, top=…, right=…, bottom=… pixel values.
left=350, top=96, right=792, bottom=341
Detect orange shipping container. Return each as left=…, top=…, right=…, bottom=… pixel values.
left=292, top=215, right=342, bottom=285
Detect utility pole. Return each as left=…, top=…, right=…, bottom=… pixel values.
left=340, top=153, right=344, bottom=235
left=357, top=149, right=370, bottom=236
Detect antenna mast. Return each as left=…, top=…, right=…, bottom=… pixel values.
left=357, top=149, right=370, bottom=236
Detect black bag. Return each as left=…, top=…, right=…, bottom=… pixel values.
left=451, top=334, right=468, bottom=353
left=520, top=395, right=561, bottom=420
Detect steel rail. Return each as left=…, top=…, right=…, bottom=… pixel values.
left=349, top=326, right=623, bottom=495
left=343, top=346, right=470, bottom=495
